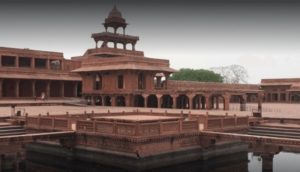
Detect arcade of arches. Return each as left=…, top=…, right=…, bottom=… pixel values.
left=86, top=92, right=262, bottom=111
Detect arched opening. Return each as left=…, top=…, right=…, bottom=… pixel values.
left=176, top=94, right=189, bottom=109
left=192, top=94, right=206, bottom=109
left=94, top=96, right=102, bottom=106
left=133, top=95, right=144, bottom=107
left=116, top=96, right=126, bottom=106
left=19, top=80, right=32, bottom=97
left=104, top=96, right=111, bottom=106
left=210, top=95, right=225, bottom=110
left=2, top=79, right=16, bottom=97
left=147, top=94, right=158, bottom=108
left=161, top=95, right=173, bottom=108
left=154, top=73, right=166, bottom=89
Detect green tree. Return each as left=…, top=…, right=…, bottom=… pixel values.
left=170, top=68, right=223, bottom=82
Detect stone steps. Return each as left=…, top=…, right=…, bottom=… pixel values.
left=0, top=124, right=26, bottom=136
left=248, top=126, right=300, bottom=139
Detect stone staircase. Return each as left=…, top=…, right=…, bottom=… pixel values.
left=0, top=123, right=26, bottom=136
left=248, top=126, right=300, bottom=139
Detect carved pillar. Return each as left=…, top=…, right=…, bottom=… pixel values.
left=125, top=95, right=131, bottom=107
left=91, top=96, right=95, bottom=106
left=188, top=94, right=195, bottom=109
left=205, top=94, right=211, bottom=110
left=31, top=58, right=35, bottom=68
left=111, top=96, right=116, bottom=106
left=223, top=94, right=230, bottom=111
left=47, top=59, right=50, bottom=69
left=46, top=81, right=51, bottom=98
left=132, top=43, right=136, bottom=51
left=101, top=96, right=105, bottom=106
left=0, top=79, right=2, bottom=98
left=74, top=82, right=78, bottom=97
left=123, top=43, right=126, bottom=50
left=15, top=56, right=19, bottom=67
left=0, top=56, right=2, bottom=67
left=240, top=94, right=247, bottom=111
left=216, top=97, right=219, bottom=109
left=157, top=94, right=162, bottom=108
left=142, top=94, right=148, bottom=107
left=61, top=81, right=64, bottom=97
left=261, top=154, right=274, bottom=172
left=32, top=80, right=36, bottom=98
left=15, top=80, right=20, bottom=97
left=258, top=92, right=263, bottom=112
left=171, top=94, right=178, bottom=109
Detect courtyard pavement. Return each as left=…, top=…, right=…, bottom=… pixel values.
left=0, top=99, right=299, bottom=119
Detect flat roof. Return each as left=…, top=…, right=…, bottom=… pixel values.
left=93, top=115, right=183, bottom=123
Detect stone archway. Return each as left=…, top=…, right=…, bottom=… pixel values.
left=116, top=96, right=126, bottom=106
left=161, top=95, right=173, bottom=108
left=147, top=94, right=158, bottom=108
left=192, top=94, right=206, bottom=109
left=210, top=94, right=225, bottom=110
left=176, top=94, right=189, bottom=109
left=133, top=95, right=144, bottom=107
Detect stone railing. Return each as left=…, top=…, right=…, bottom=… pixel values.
left=26, top=115, right=71, bottom=131
left=190, top=115, right=249, bottom=131
left=76, top=120, right=199, bottom=137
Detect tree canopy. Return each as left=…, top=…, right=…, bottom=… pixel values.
left=210, top=64, right=249, bottom=84
left=170, top=68, right=223, bottom=82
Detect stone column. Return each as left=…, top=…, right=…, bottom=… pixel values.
left=111, top=96, right=116, bottom=106
left=32, top=80, right=36, bottom=98
left=142, top=94, right=148, bottom=107
left=216, top=97, right=219, bottom=109
left=47, top=59, right=51, bottom=69
left=188, top=94, right=195, bottom=109
left=91, top=96, right=95, bottom=106
left=46, top=81, right=51, bottom=98
left=257, top=93, right=263, bottom=113
left=61, top=81, right=64, bottom=97
left=261, top=154, right=274, bottom=172
left=205, top=94, right=211, bottom=110
left=31, top=58, right=35, bottom=68
left=240, top=95, right=247, bottom=111
left=74, top=82, right=78, bottom=97
left=171, top=94, right=178, bottom=109
left=0, top=79, right=2, bottom=98
left=15, top=56, right=19, bottom=67
left=157, top=94, right=162, bottom=108
left=125, top=95, right=131, bottom=107
left=223, top=94, right=230, bottom=111
left=0, top=56, right=2, bottom=67
left=15, top=80, right=20, bottom=97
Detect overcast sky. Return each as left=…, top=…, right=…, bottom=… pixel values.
left=1, top=0, right=300, bottom=83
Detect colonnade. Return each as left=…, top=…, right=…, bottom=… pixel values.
left=86, top=92, right=260, bottom=111
left=0, top=79, right=80, bottom=98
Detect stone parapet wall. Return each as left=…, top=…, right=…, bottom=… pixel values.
left=168, top=80, right=260, bottom=91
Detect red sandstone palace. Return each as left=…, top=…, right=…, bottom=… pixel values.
left=0, top=6, right=299, bottom=109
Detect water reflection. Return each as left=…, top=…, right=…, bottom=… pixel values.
left=1, top=145, right=300, bottom=172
